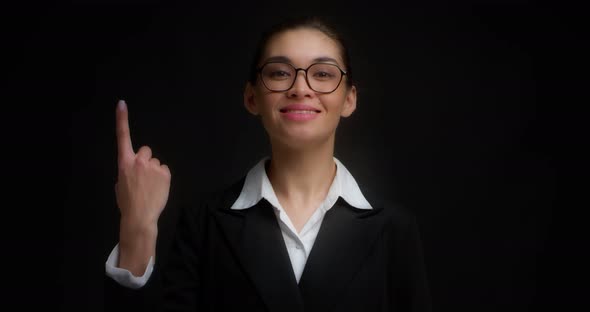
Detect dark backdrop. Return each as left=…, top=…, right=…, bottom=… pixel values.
left=3, top=1, right=585, bottom=312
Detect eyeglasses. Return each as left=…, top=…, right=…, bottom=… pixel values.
left=258, top=62, right=347, bottom=94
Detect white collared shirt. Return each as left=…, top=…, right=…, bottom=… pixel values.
left=105, top=156, right=372, bottom=288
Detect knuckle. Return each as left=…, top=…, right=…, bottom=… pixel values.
left=118, top=156, right=132, bottom=167
left=117, top=125, right=128, bottom=135
left=118, top=163, right=130, bottom=174
left=162, top=166, right=171, bottom=178
left=135, top=157, right=149, bottom=168
left=140, top=145, right=152, bottom=153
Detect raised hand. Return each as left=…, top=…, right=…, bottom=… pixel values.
left=114, top=100, right=171, bottom=275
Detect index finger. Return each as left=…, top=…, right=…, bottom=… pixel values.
left=116, top=100, right=134, bottom=161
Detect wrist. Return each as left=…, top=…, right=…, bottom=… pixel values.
left=119, top=217, right=158, bottom=240
left=118, top=223, right=158, bottom=276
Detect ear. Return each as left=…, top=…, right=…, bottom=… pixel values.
left=244, top=82, right=260, bottom=116
left=340, top=85, right=357, bottom=117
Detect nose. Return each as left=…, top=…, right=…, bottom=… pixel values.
left=287, top=70, right=314, bottom=98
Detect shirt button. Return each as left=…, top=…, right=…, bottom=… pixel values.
left=296, top=245, right=302, bottom=250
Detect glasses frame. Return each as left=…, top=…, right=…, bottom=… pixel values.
left=257, top=62, right=347, bottom=94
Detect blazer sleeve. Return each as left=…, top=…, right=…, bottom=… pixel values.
left=388, top=207, right=432, bottom=312
left=104, top=199, right=206, bottom=312
left=158, top=198, right=206, bottom=311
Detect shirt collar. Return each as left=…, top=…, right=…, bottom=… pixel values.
left=230, top=156, right=372, bottom=211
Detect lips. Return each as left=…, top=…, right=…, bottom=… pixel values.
left=279, top=104, right=321, bottom=113
left=279, top=103, right=321, bottom=121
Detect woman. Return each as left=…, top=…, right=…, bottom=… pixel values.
left=105, top=16, right=431, bottom=312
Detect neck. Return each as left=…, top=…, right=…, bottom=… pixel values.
left=267, top=136, right=337, bottom=207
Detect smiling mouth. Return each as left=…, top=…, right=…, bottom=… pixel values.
left=279, top=109, right=321, bottom=113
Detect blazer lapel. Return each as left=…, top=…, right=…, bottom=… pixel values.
left=214, top=198, right=304, bottom=312
left=297, top=197, right=387, bottom=312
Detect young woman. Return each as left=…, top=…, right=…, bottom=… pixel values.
left=105, top=17, right=431, bottom=312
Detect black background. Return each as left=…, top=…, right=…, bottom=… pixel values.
left=3, top=1, right=586, bottom=311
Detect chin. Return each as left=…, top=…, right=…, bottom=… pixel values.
left=274, top=130, right=334, bottom=150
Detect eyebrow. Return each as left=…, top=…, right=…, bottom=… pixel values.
left=262, top=55, right=341, bottom=66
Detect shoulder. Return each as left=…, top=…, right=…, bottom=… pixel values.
left=165, top=177, right=247, bottom=252
left=361, top=185, right=416, bottom=223
left=360, top=186, right=420, bottom=232
left=181, top=176, right=246, bottom=218
left=381, top=201, right=420, bottom=231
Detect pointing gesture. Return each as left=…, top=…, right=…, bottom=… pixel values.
left=114, top=100, right=171, bottom=276
left=116, top=99, right=135, bottom=164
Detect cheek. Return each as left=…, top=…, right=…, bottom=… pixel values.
left=255, top=94, right=281, bottom=125
left=323, top=94, right=348, bottom=113
left=254, top=87, right=277, bottom=106
left=257, top=96, right=279, bottom=115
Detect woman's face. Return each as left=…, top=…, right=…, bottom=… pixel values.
left=244, top=28, right=357, bottom=149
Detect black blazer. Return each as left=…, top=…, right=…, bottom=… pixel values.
left=105, top=176, right=431, bottom=312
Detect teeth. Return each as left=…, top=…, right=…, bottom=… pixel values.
left=284, top=110, right=317, bottom=114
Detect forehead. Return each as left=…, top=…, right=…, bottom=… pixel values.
left=262, top=28, right=343, bottom=66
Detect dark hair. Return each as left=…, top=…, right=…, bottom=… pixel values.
left=247, top=16, right=354, bottom=89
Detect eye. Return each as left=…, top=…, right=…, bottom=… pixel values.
left=269, top=70, right=291, bottom=79
left=312, top=71, right=336, bottom=80
left=309, top=63, right=340, bottom=81
left=262, top=63, right=293, bottom=80
left=315, top=71, right=333, bottom=78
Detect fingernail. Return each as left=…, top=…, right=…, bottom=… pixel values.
left=117, top=99, right=126, bottom=110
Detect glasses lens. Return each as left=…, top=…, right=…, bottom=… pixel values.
left=308, top=64, right=342, bottom=93
left=259, top=62, right=344, bottom=93
left=261, top=63, right=295, bottom=91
